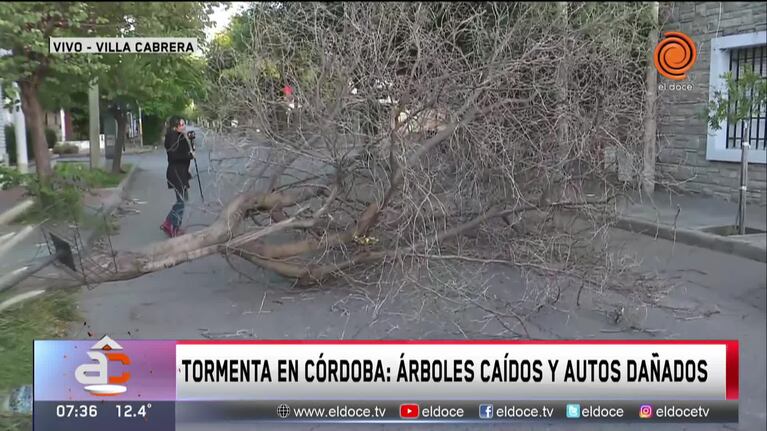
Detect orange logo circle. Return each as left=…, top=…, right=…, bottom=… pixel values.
left=654, top=32, right=697, bottom=81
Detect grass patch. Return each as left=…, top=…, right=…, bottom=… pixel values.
left=12, top=185, right=83, bottom=225
left=53, top=162, right=131, bottom=189
left=0, top=290, right=78, bottom=430
left=11, top=164, right=132, bottom=225
left=0, top=293, right=77, bottom=430
left=0, top=290, right=79, bottom=431
left=0, top=290, right=79, bottom=394
left=0, top=415, right=31, bottom=431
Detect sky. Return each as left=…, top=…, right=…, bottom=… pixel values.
left=205, top=2, right=251, bottom=41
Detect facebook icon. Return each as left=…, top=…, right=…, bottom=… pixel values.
left=479, top=404, right=494, bottom=419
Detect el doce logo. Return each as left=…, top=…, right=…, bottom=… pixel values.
left=654, top=31, right=697, bottom=81
left=74, top=335, right=131, bottom=396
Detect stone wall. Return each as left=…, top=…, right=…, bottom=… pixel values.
left=656, top=2, right=767, bottom=205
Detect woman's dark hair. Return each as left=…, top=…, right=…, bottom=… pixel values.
left=166, top=115, right=184, bottom=132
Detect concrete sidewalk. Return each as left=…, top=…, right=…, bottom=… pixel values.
left=616, top=190, right=767, bottom=262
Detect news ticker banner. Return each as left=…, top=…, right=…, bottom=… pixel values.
left=49, top=38, right=199, bottom=54
left=34, top=338, right=739, bottom=430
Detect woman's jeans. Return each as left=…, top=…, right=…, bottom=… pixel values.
left=167, top=188, right=189, bottom=229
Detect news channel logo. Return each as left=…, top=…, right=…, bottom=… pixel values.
left=479, top=404, right=494, bottom=419
left=639, top=404, right=654, bottom=419
left=566, top=404, right=581, bottom=419
left=74, top=335, right=131, bottom=396
left=653, top=31, right=697, bottom=81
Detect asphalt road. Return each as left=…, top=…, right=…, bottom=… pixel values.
left=70, top=129, right=766, bottom=431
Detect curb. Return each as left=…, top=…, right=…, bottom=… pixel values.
left=0, top=198, right=34, bottom=225
left=108, top=163, right=138, bottom=213
left=53, top=147, right=156, bottom=161
left=615, top=216, right=767, bottom=263
left=81, top=165, right=138, bottom=247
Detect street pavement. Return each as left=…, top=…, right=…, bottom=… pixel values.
left=0, top=187, right=26, bottom=215
left=69, top=129, right=765, bottom=431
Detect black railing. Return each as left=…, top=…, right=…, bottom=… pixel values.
left=726, top=44, right=766, bottom=150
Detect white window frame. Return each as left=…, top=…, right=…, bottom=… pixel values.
left=706, top=31, right=767, bottom=164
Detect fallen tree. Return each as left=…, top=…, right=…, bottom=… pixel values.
left=51, top=3, right=666, bottom=329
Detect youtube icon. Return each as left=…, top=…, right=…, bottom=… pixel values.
left=400, top=403, right=420, bottom=419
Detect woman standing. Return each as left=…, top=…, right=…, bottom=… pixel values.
left=161, top=116, right=195, bottom=237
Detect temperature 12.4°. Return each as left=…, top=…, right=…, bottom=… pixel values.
left=116, top=403, right=152, bottom=418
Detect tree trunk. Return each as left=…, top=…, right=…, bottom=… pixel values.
left=112, top=109, right=127, bottom=174
left=18, top=79, right=53, bottom=180
left=89, top=82, right=101, bottom=170
left=738, top=123, right=749, bottom=234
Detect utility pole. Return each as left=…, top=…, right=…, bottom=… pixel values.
left=88, top=80, right=100, bottom=169
left=13, top=82, right=28, bottom=173
left=642, top=1, right=660, bottom=197
left=0, top=80, right=6, bottom=166
left=138, top=105, right=143, bottom=147
left=59, top=108, right=66, bottom=142
left=0, top=50, right=8, bottom=166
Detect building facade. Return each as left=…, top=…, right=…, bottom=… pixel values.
left=656, top=2, right=767, bottom=204
left=42, top=110, right=75, bottom=142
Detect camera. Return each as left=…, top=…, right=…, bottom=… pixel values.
left=187, top=130, right=196, bottom=140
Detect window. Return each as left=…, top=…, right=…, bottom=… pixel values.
left=725, top=45, right=766, bottom=151
left=706, top=31, right=767, bottom=164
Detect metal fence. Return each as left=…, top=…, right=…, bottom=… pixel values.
left=726, top=44, right=767, bottom=150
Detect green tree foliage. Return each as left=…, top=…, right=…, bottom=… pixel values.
left=703, top=67, right=767, bottom=134
left=1, top=2, right=218, bottom=175
left=141, top=113, right=166, bottom=146
left=0, top=2, right=109, bottom=180
left=90, top=2, right=217, bottom=173
left=200, top=3, right=322, bottom=126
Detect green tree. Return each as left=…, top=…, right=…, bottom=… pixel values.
left=704, top=68, right=767, bottom=133
left=200, top=3, right=322, bottom=127
left=0, top=2, right=110, bottom=180
left=0, top=2, right=218, bottom=176
left=93, top=1, right=216, bottom=173
left=97, top=53, right=193, bottom=173
left=702, top=66, right=767, bottom=233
